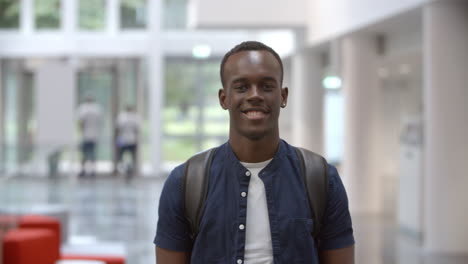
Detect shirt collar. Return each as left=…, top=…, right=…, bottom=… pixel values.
left=222, top=139, right=288, bottom=165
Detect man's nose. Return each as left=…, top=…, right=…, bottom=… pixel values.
left=247, top=85, right=263, bottom=101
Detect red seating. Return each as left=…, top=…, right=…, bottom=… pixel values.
left=0, top=215, right=19, bottom=230
left=18, top=215, right=61, bottom=250
left=1, top=215, right=125, bottom=264
left=2, top=229, right=60, bottom=264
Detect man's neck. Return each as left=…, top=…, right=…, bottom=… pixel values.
left=229, top=133, right=280, bottom=163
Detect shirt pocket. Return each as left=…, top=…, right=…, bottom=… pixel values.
left=281, top=218, right=318, bottom=263
left=291, top=218, right=313, bottom=239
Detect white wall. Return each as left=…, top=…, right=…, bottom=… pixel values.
left=377, top=54, right=423, bottom=177
left=188, top=0, right=307, bottom=28
left=307, top=0, right=428, bottom=45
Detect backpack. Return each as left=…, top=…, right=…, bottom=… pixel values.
left=182, top=146, right=329, bottom=241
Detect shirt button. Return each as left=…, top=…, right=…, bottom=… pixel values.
left=245, top=171, right=251, bottom=177
left=241, top=192, right=247, bottom=197
left=237, top=259, right=243, bottom=264
left=239, top=224, right=245, bottom=230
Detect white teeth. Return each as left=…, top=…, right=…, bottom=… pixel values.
left=246, top=111, right=264, bottom=117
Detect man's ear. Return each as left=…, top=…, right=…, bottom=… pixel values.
left=219, top=88, right=228, bottom=110
left=281, top=87, right=289, bottom=107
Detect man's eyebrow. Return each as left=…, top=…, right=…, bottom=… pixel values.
left=231, top=77, right=248, bottom=84
left=261, top=76, right=278, bottom=83
left=231, top=76, right=278, bottom=84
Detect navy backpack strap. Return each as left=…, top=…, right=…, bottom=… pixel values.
left=183, top=148, right=216, bottom=240
left=295, top=147, right=329, bottom=238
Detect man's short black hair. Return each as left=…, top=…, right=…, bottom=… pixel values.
left=220, top=41, right=284, bottom=87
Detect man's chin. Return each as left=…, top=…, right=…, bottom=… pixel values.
left=242, top=130, right=268, bottom=141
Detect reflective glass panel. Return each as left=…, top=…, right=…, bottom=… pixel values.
left=79, top=0, right=106, bottom=30
left=35, top=0, right=61, bottom=29
left=120, top=0, right=147, bottom=29
left=77, top=69, right=113, bottom=160
left=163, top=0, right=186, bottom=29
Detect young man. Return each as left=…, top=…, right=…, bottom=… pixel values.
left=77, top=96, right=102, bottom=177
left=155, top=41, right=355, bottom=264
left=115, top=105, right=141, bottom=177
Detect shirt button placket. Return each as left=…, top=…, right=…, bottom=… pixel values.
left=238, top=170, right=249, bottom=263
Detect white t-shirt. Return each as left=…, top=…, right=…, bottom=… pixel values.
left=240, top=159, right=273, bottom=264
left=77, top=102, right=102, bottom=142
left=116, top=111, right=140, bottom=146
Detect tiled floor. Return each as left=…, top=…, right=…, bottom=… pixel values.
left=1, top=176, right=467, bottom=264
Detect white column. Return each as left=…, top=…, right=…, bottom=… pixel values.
left=20, top=0, right=33, bottom=34
left=341, top=35, right=382, bottom=214
left=107, top=0, right=119, bottom=35
left=62, top=0, right=77, bottom=33
left=147, top=0, right=163, bottom=176
left=62, top=0, right=77, bottom=54
left=36, top=60, right=76, bottom=174
left=423, top=1, right=468, bottom=254
left=290, top=48, right=324, bottom=154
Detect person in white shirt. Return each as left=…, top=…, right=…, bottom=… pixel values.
left=115, top=105, right=141, bottom=177
left=77, top=96, right=102, bottom=177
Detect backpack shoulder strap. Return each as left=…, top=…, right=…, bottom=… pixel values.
left=294, top=147, right=329, bottom=238
left=182, top=148, right=216, bottom=240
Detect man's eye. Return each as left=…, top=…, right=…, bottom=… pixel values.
left=235, top=85, right=247, bottom=91
left=262, top=84, right=274, bottom=90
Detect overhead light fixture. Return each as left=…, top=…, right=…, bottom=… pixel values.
left=322, top=76, right=342, bottom=89
left=192, top=45, right=211, bottom=59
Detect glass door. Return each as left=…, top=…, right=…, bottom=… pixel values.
left=76, top=58, right=142, bottom=170
left=77, top=67, right=114, bottom=162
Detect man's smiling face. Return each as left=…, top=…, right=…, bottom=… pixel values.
left=219, top=50, right=288, bottom=141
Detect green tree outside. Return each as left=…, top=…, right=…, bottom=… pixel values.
left=0, top=0, right=20, bottom=29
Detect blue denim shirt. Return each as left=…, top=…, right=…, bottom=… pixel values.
left=155, top=140, right=354, bottom=263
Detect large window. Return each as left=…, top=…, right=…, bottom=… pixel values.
left=79, top=0, right=106, bottom=30
left=163, top=58, right=228, bottom=163
left=163, top=0, right=187, bottom=29
left=0, top=0, right=20, bottom=29
left=1, top=60, right=36, bottom=172
left=120, top=0, right=147, bottom=29
left=35, top=0, right=61, bottom=29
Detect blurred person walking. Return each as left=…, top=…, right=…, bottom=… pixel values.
left=114, top=105, right=141, bottom=178
left=77, top=96, right=102, bottom=178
